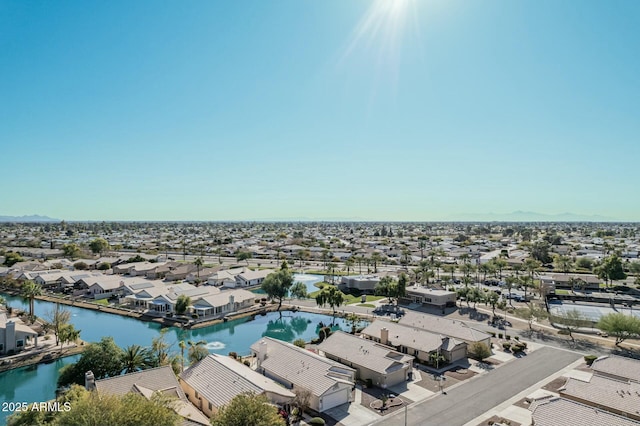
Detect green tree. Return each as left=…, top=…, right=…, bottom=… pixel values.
left=485, top=291, right=500, bottom=316
left=514, top=303, right=548, bottom=333
left=44, top=303, right=71, bottom=346
left=210, top=392, right=285, bottom=426
left=62, top=243, right=81, bottom=259
left=236, top=251, right=252, bottom=264
left=89, top=238, right=110, bottom=256
left=261, top=268, right=294, bottom=312
left=575, top=257, right=593, bottom=271
left=530, top=241, right=552, bottom=264
left=58, top=324, right=81, bottom=349
left=597, top=313, right=640, bottom=346
left=98, top=262, right=111, bottom=270
left=73, top=261, right=88, bottom=270
left=194, top=257, right=203, bottom=282
left=289, top=282, right=308, bottom=299
left=188, top=340, right=209, bottom=364
left=550, top=309, right=590, bottom=344
left=470, top=342, right=491, bottom=361
left=315, top=286, right=344, bottom=316
left=374, top=276, right=397, bottom=303
left=293, top=338, right=306, bottom=348
left=3, top=251, right=24, bottom=267
left=596, top=254, right=627, bottom=288
left=122, top=344, right=153, bottom=373
left=58, top=337, right=124, bottom=387
left=21, top=280, right=42, bottom=321
left=175, top=294, right=191, bottom=315
left=52, top=386, right=179, bottom=426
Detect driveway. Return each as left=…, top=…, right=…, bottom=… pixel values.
left=325, top=402, right=380, bottom=426
left=368, top=346, right=581, bottom=426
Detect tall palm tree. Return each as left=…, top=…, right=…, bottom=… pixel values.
left=21, top=280, right=42, bottom=322
left=194, top=257, right=203, bottom=285
left=179, top=340, right=186, bottom=372
left=122, top=344, right=152, bottom=373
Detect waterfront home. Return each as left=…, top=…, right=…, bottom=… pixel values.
left=206, top=268, right=246, bottom=287
left=179, top=353, right=294, bottom=418
left=235, top=269, right=274, bottom=288
left=317, top=331, right=414, bottom=388
left=360, top=320, right=467, bottom=364
left=190, top=290, right=256, bottom=317
left=399, top=313, right=491, bottom=348
left=403, top=287, right=457, bottom=310
left=0, top=312, right=38, bottom=355
left=251, top=337, right=356, bottom=412
left=86, top=366, right=209, bottom=425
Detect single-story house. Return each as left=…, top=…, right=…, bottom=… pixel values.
left=191, top=290, right=256, bottom=317
left=530, top=397, right=640, bottom=426
left=235, top=269, right=274, bottom=287
left=251, top=337, right=356, bottom=412
left=399, top=313, right=491, bottom=348
left=591, top=355, right=640, bottom=383
left=165, top=264, right=198, bottom=282
left=88, top=366, right=209, bottom=425
left=403, top=287, right=457, bottom=309
left=179, top=354, right=294, bottom=418
left=560, top=375, right=640, bottom=421
left=360, top=320, right=467, bottom=364
left=317, top=331, right=414, bottom=388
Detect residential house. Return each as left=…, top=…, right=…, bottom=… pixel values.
left=165, top=264, right=198, bottom=282
left=399, top=313, right=491, bottom=348
left=360, top=320, right=467, bottom=364
left=403, top=287, right=457, bottom=309
left=530, top=397, right=640, bottom=426
left=0, top=312, right=38, bottom=355
left=190, top=290, right=256, bottom=317
left=591, top=355, right=640, bottom=383
left=251, top=337, right=356, bottom=412
left=317, top=331, right=414, bottom=388
left=339, top=275, right=381, bottom=293
left=235, top=269, right=274, bottom=288
left=560, top=375, right=640, bottom=421
left=179, top=354, right=294, bottom=418
left=87, top=366, right=209, bottom=426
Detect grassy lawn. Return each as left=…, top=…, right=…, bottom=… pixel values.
left=554, top=289, right=570, bottom=295
left=357, top=303, right=376, bottom=308
left=93, top=299, right=109, bottom=306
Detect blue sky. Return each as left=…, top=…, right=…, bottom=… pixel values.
left=1, top=0, right=639, bottom=221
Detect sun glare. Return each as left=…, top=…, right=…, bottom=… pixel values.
left=340, top=0, right=419, bottom=100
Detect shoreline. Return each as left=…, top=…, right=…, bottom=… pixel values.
left=0, top=342, right=86, bottom=374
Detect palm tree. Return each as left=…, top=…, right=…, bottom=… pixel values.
left=344, top=258, right=354, bottom=275
left=179, top=340, right=186, bottom=372
left=122, top=344, right=152, bottom=373
left=370, top=252, right=383, bottom=273
left=188, top=340, right=209, bottom=364
left=194, top=257, right=203, bottom=285
left=21, top=280, right=42, bottom=322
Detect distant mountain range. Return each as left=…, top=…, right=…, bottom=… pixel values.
left=0, top=215, right=60, bottom=223
left=448, top=211, right=618, bottom=222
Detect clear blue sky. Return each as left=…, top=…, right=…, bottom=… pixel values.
left=1, top=0, right=639, bottom=221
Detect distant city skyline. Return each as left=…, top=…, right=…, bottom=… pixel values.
left=2, top=1, right=639, bottom=221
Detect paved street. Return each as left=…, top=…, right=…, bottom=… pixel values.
left=369, top=346, right=581, bottom=426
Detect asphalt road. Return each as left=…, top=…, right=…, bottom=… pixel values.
left=370, top=346, right=581, bottom=426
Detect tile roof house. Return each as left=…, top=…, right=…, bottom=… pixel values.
left=399, top=312, right=491, bottom=348
left=530, top=397, right=640, bottom=426
left=317, top=331, right=414, bottom=388
left=591, top=355, right=640, bottom=383
left=560, top=375, right=640, bottom=421
left=179, top=354, right=294, bottom=418
left=251, top=337, right=356, bottom=412
left=360, top=320, right=467, bottom=364
left=89, top=366, right=209, bottom=426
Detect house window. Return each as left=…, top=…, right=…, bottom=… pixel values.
left=195, top=391, right=199, bottom=399
left=208, top=402, right=212, bottom=411
left=16, top=340, right=24, bottom=348
left=0, top=343, right=4, bottom=352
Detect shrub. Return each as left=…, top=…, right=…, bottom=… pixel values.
left=505, top=334, right=511, bottom=340
left=243, top=360, right=250, bottom=367
left=228, top=352, right=238, bottom=359
left=293, top=338, right=306, bottom=348
left=309, top=417, right=325, bottom=426
left=191, top=313, right=198, bottom=319
left=502, top=342, right=512, bottom=351
left=514, top=336, right=519, bottom=341
left=584, top=355, right=598, bottom=366
left=498, top=333, right=503, bottom=339
left=512, top=344, right=525, bottom=353
left=489, top=332, right=496, bottom=337
left=470, top=342, right=491, bottom=361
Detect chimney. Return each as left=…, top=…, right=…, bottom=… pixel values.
left=85, top=371, right=96, bottom=391
left=229, top=295, right=235, bottom=307
left=380, top=327, right=389, bottom=346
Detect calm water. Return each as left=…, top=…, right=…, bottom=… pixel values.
left=0, top=292, right=355, bottom=423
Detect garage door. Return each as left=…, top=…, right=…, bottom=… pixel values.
left=321, top=388, right=348, bottom=411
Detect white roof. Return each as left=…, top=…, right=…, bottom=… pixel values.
left=361, top=320, right=464, bottom=354
left=399, top=312, right=490, bottom=344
